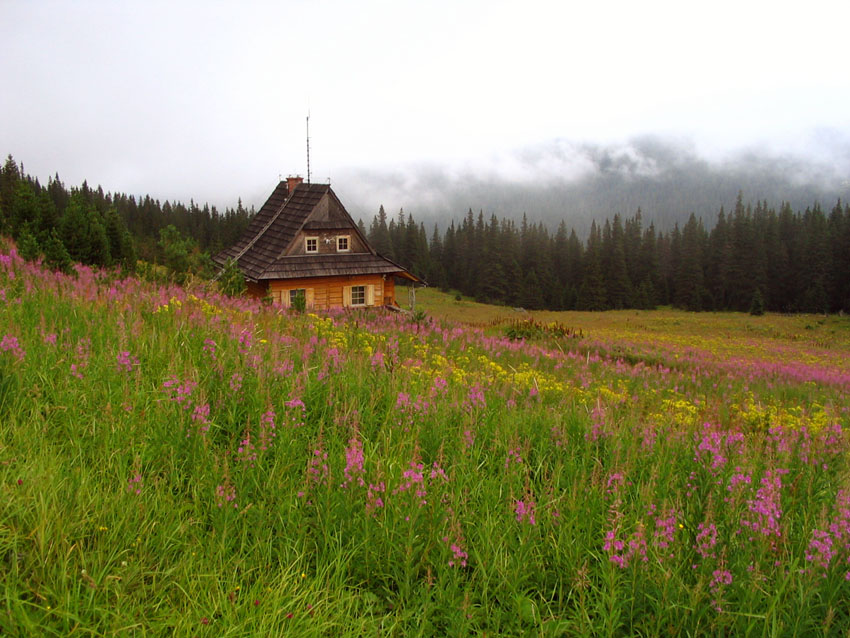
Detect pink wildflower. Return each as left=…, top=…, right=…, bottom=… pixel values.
left=514, top=499, right=536, bottom=525
left=341, top=437, right=365, bottom=489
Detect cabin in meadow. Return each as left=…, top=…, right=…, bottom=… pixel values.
left=213, top=176, right=420, bottom=309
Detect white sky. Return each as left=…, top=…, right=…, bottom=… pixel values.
left=2, top=0, right=849, bottom=213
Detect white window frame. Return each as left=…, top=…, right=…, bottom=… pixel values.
left=350, top=285, right=366, bottom=307
left=337, top=235, right=350, bottom=252
left=305, top=236, right=318, bottom=253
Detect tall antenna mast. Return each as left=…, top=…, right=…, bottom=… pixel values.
left=306, top=113, right=311, bottom=184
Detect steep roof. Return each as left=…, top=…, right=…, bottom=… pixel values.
left=214, top=181, right=421, bottom=283
left=214, top=182, right=330, bottom=281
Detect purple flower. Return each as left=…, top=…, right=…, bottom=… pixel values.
left=341, top=437, right=365, bottom=488
left=515, top=499, right=536, bottom=525
left=1, top=334, right=25, bottom=361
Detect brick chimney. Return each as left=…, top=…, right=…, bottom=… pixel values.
left=287, top=175, right=304, bottom=194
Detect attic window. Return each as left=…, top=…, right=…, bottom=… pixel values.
left=305, top=237, right=318, bottom=253
left=337, top=235, right=350, bottom=252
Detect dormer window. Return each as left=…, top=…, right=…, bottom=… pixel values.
left=337, top=235, right=350, bottom=252
left=305, top=237, right=318, bottom=253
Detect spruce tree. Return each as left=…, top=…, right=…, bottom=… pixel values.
left=43, top=229, right=74, bottom=274
left=17, top=227, right=40, bottom=262
left=60, top=192, right=92, bottom=263
left=606, top=214, right=631, bottom=309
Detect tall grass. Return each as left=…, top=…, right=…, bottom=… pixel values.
left=1, top=244, right=849, bottom=636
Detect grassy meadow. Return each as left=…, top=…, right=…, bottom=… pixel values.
left=1, top=244, right=849, bottom=636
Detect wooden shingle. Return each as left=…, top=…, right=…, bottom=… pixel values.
left=214, top=181, right=420, bottom=287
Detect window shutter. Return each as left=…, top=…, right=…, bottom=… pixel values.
left=306, top=288, right=315, bottom=309
left=282, top=289, right=290, bottom=308
left=343, top=286, right=351, bottom=307
left=366, top=284, right=375, bottom=306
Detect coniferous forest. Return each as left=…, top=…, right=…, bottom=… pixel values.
left=0, top=156, right=251, bottom=279
left=2, top=154, right=848, bottom=314
left=367, top=198, right=850, bottom=314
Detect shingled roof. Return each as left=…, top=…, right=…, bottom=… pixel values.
left=259, top=253, right=414, bottom=280
left=214, top=181, right=420, bottom=283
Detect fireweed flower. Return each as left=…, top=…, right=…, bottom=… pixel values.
left=341, top=437, right=365, bottom=489
left=695, top=522, right=718, bottom=560
left=70, top=338, right=91, bottom=379
left=127, top=473, right=143, bottom=495
left=504, top=448, right=523, bottom=471
left=727, top=468, right=752, bottom=492
left=741, top=468, right=787, bottom=546
left=366, top=482, right=385, bottom=513
left=237, top=430, right=257, bottom=467
left=604, top=528, right=626, bottom=566
left=284, top=398, right=307, bottom=428
left=396, top=392, right=410, bottom=410
left=394, top=460, right=427, bottom=506
left=306, top=448, right=330, bottom=491
left=514, top=499, right=536, bottom=525
left=586, top=401, right=610, bottom=442
left=190, top=403, right=211, bottom=436
left=805, top=530, right=835, bottom=572
left=429, top=462, right=448, bottom=482
left=258, top=410, right=276, bottom=451
left=0, top=334, right=25, bottom=361
left=202, top=339, right=217, bottom=361
left=463, top=385, right=486, bottom=411
left=370, top=351, right=385, bottom=370
left=653, top=511, right=678, bottom=552
left=116, top=350, right=139, bottom=373
left=462, top=429, right=475, bottom=451
left=215, top=466, right=238, bottom=509
left=605, top=472, right=626, bottom=497
left=236, top=330, right=253, bottom=353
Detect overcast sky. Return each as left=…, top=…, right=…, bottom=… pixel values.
left=2, top=0, right=849, bottom=217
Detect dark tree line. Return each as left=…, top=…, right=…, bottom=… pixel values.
left=368, top=193, right=850, bottom=314
left=0, top=155, right=251, bottom=274
left=4, top=154, right=847, bottom=313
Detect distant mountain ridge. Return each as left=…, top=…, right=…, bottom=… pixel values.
left=339, top=136, right=850, bottom=234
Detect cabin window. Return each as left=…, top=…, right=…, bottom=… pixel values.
left=350, top=285, right=366, bottom=306
left=283, top=287, right=313, bottom=309
left=305, top=237, right=318, bottom=253
left=337, top=235, right=350, bottom=252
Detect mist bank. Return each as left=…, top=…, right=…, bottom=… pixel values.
left=338, top=136, right=850, bottom=234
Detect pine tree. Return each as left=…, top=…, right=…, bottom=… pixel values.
left=675, top=214, right=706, bottom=311
left=606, top=214, right=631, bottom=309
left=120, top=230, right=137, bottom=272
left=17, top=227, right=40, bottom=262
left=43, top=229, right=74, bottom=274
left=369, top=205, right=393, bottom=257
left=749, top=288, right=765, bottom=315
left=578, top=222, right=608, bottom=310
left=60, top=192, right=92, bottom=263
left=10, top=179, right=40, bottom=238
left=87, top=209, right=111, bottom=266
left=104, top=208, right=125, bottom=264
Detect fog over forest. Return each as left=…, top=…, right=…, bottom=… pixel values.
left=338, top=135, right=850, bottom=235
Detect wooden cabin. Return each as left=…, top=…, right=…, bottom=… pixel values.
left=213, top=177, right=420, bottom=309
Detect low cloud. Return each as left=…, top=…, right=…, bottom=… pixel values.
left=336, top=135, right=850, bottom=232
